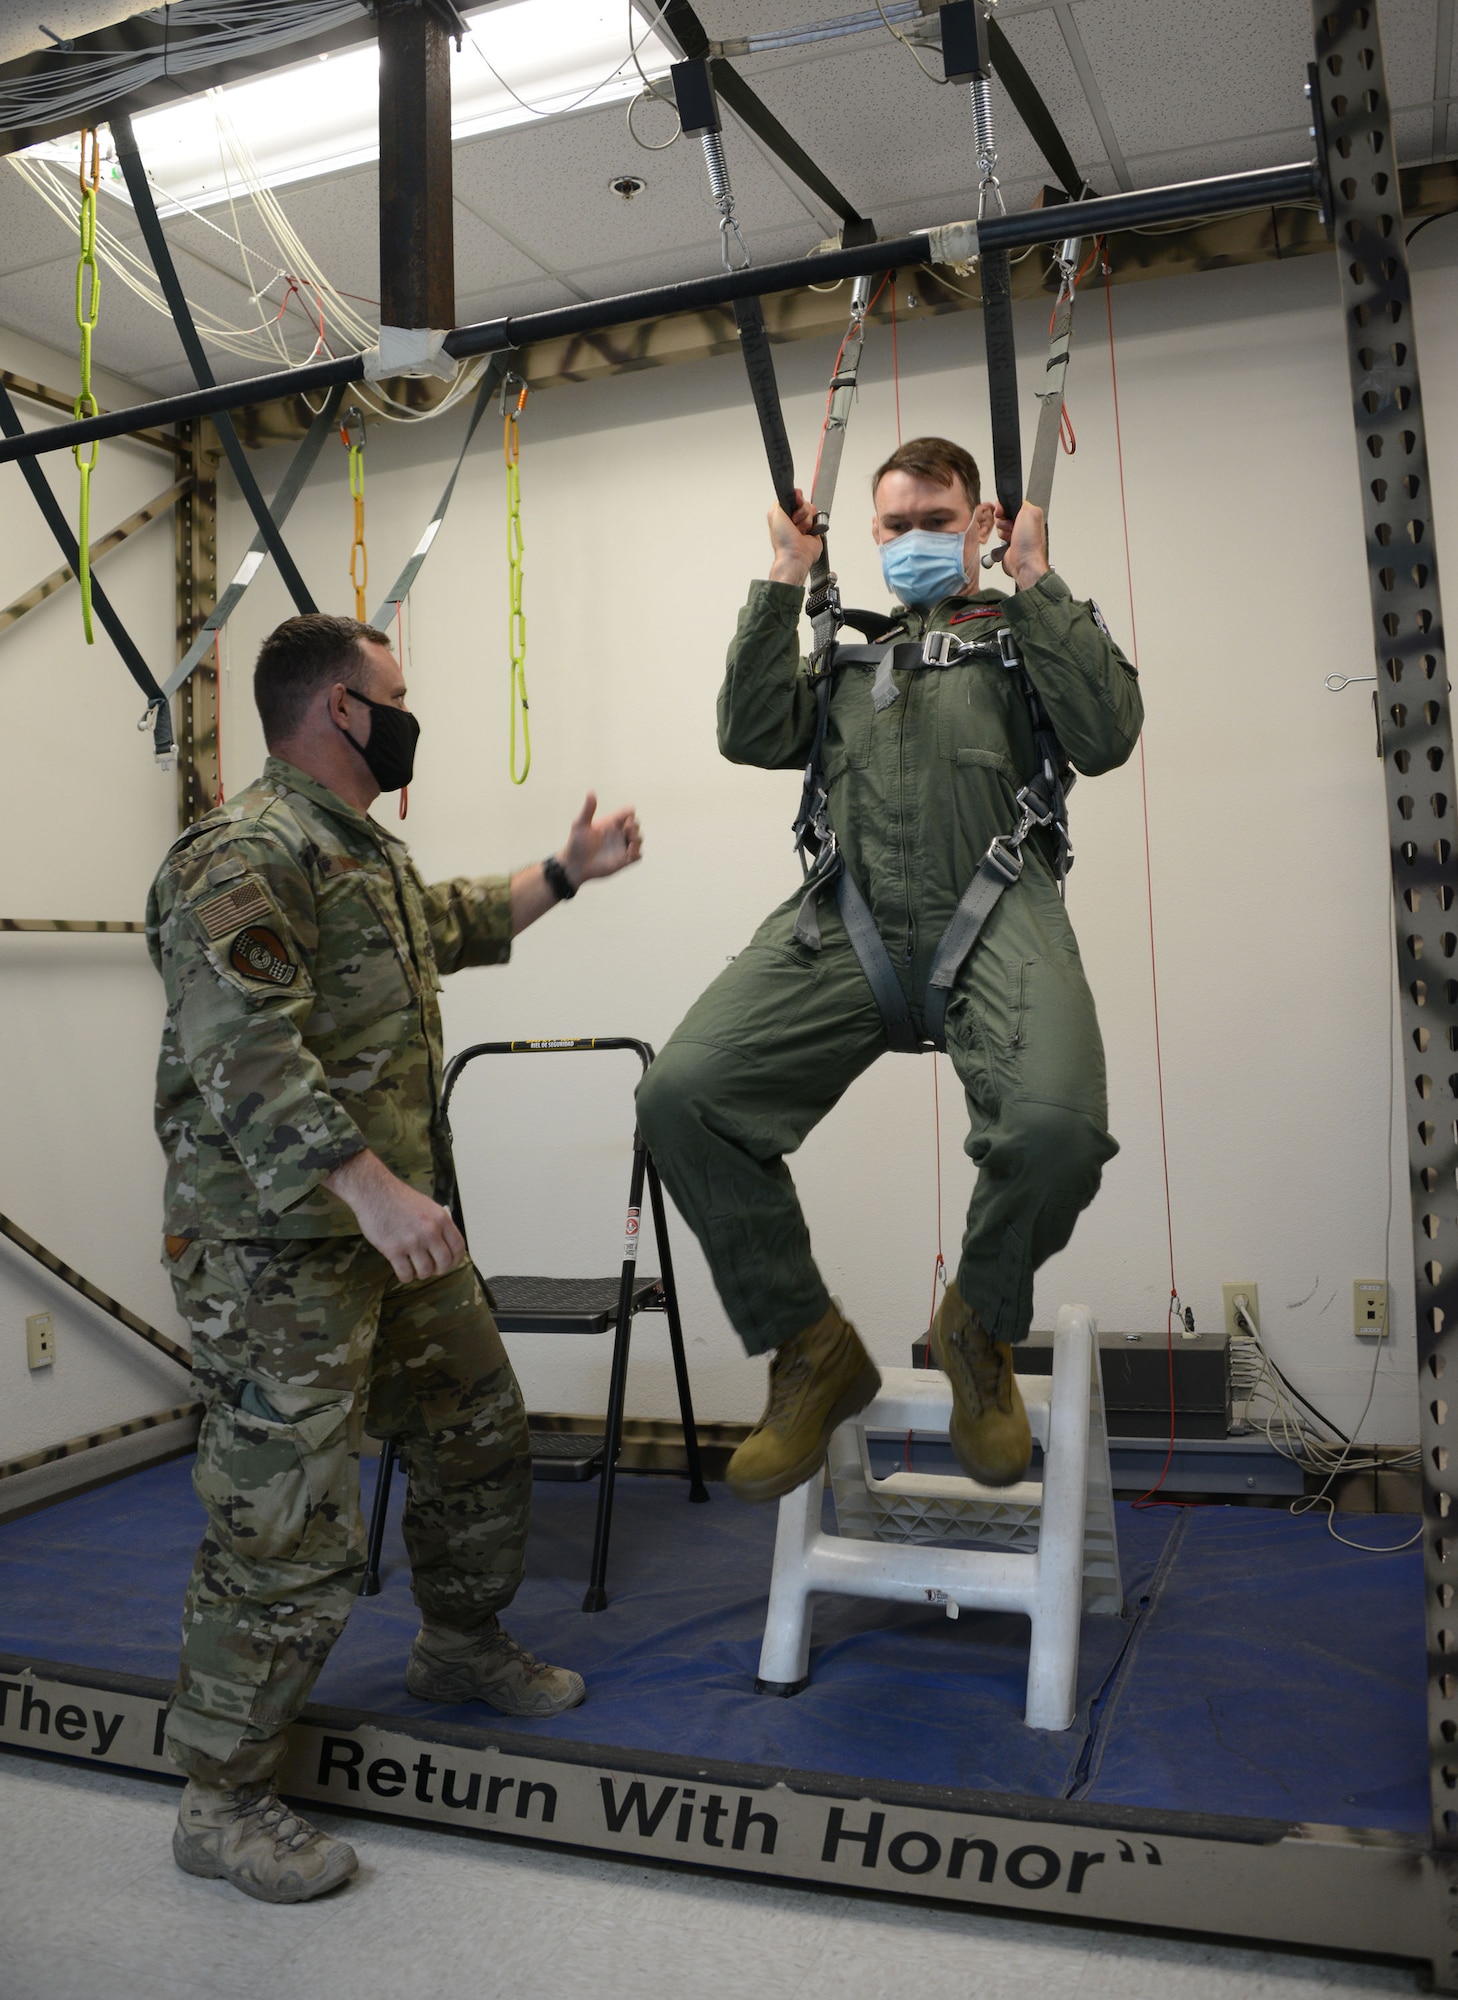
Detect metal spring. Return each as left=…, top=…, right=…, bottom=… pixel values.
left=701, top=131, right=732, bottom=207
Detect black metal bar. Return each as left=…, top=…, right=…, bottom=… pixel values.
left=645, top=1155, right=710, bottom=1504
left=0, top=161, right=1322, bottom=468
left=0, top=380, right=174, bottom=756
left=359, top=1437, right=396, bottom=1596
left=377, top=0, right=456, bottom=330
left=583, top=1135, right=649, bottom=1614
left=111, top=114, right=317, bottom=617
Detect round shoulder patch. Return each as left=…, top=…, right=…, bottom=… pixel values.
left=229, top=925, right=298, bottom=987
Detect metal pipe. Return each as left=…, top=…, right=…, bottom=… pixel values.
left=0, top=160, right=1320, bottom=468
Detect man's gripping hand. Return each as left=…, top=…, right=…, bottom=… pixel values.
left=561, top=792, right=643, bottom=884
left=993, top=501, right=1050, bottom=590
left=325, top=1150, right=465, bottom=1284
left=767, top=486, right=823, bottom=589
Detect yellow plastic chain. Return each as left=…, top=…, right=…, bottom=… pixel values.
left=72, top=129, right=101, bottom=646
left=342, top=404, right=368, bottom=620
left=504, top=377, right=530, bottom=784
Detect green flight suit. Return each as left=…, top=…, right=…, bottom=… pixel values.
left=636, top=572, right=1143, bottom=1355
left=147, top=757, right=530, bottom=1785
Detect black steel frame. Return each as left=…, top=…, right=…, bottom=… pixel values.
left=0, top=162, right=1322, bottom=470
left=5, top=1, right=1458, bottom=1973
left=360, top=1038, right=708, bottom=1616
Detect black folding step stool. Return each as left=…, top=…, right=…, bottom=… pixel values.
left=360, top=1037, right=709, bottom=1612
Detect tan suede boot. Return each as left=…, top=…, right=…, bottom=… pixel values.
left=727, top=1303, right=882, bottom=1503
left=173, top=1779, right=358, bottom=1903
left=406, top=1618, right=585, bottom=1716
left=930, top=1282, right=1033, bottom=1487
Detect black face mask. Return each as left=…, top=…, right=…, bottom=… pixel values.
left=338, top=689, right=420, bottom=792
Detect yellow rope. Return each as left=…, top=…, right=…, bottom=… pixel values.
left=72, top=130, right=101, bottom=646
left=505, top=378, right=530, bottom=784
left=342, top=404, right=368, bottom=620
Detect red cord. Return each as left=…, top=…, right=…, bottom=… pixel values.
left=1098, top=246, right=1183, bottom=1510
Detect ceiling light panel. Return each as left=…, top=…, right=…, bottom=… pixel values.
left=23, top=0, right=675, bottom=210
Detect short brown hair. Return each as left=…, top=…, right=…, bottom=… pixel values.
left=253, top=613, right=392, bottom=745
left=871, top=436, right=981, bottom=510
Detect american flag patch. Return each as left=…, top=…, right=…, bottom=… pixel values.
left=194, top=879, right=271, bottom=942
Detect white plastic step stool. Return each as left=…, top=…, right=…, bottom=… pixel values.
left=754, top=1303, right=1123, bottom=1731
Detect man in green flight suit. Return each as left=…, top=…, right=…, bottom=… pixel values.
left=637, top=436, right=1141, bottom=1505
left=148, top=612, right=642, bottom=1903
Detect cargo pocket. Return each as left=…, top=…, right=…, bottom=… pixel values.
left=193, top=1382, right=357, bottom=1566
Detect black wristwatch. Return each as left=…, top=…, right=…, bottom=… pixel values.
left=542, top=855, right=577, bottom=902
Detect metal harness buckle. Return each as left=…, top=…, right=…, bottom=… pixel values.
left=997, top=628, right=1022, bottom=671
left=922, top=630, right=967, bottom=667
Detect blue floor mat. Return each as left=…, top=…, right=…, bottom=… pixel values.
left=0, top=1455, right=1426, bottom=1830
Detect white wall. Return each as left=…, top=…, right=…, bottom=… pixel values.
left=4, top=235, right=1453, bottom=1463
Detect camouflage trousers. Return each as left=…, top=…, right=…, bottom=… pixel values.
left=165, top=1236, right=531, bottom=1786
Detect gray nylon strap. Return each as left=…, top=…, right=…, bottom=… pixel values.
left=1026, top=283, right=1077, bottom=515
left=834, top=867, right=921, bottom=1053
left=164, top=385, right=348, bottom=698
left=370, top=354, right=513, bottom=627
left=923, top=842, right=1024, bottom=1049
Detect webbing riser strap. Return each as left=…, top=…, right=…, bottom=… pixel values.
left=732, top=296, right=796, bottom=518
left=1026, top=287, right=1076, bottom=516
left=164, top=384, right=348, bottom=699
left=0, top=377, right=173, bottom=756
left=980, top=246, right=1024, bottom=521
left=369, top=355, right=512, bottom=628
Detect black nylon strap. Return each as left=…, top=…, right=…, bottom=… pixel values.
left=981, top=247, right=1024, bottom=521
left=112, top=114, right=316, bottom=617
left=986, top=20, right=1089, bottom=201
left=0, top=378, right=174, bottom=756
left=660, top=0, right=867, bottom=227
left=732, top=296, right=797, bottom=516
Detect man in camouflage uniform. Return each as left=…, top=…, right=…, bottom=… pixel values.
left=637, top=438, right=1141, bottom=1506
left=148, top=612, right=642, bottom=1902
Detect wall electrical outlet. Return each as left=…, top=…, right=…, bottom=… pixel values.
left=1354, top=1280, right=1389, bottom=1338
left=1222, top=1283, right=1259, bottom=1340
left=25, top=1312, right=54, bottom=1369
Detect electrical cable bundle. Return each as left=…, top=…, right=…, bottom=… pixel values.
left=1229, top=1296, right=1420, bottom=1552
left=0, top=2, right=365, bottom=138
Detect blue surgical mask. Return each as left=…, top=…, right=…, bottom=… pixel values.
left=878, top=527, right=970, bottom=607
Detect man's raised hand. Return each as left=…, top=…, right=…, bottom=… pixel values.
left=561, top=792, right=643, bottom=884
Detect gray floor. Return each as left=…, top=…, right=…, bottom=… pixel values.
left=0, top=1754, right=1422, bottom=2000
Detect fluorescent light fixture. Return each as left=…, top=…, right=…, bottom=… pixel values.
left=25, top=0, right=675, bottom=210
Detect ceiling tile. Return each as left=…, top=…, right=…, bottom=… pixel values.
left=451, top=99, right=814, bottom=275
left=995, top=8, right=1114, bottom=185
left=0, top=163, right=83, bottom=277
left=1372, top=0, right=1442, bottom=112
left=1071, top=0, right=1314, bottom=160
left=454, top=274, right=588, bottom=328
left=741, top=38, right=1051, bottom=219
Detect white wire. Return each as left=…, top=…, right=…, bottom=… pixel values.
left=875, top=0, right=947, bottom=84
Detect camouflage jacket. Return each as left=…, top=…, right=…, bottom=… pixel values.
left=146, top=757, right=513, bottom=1240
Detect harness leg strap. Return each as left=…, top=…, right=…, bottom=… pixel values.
left=834, top=869, right=921, bottom=1054
left=923, top=839, right=1025, bottom=1051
